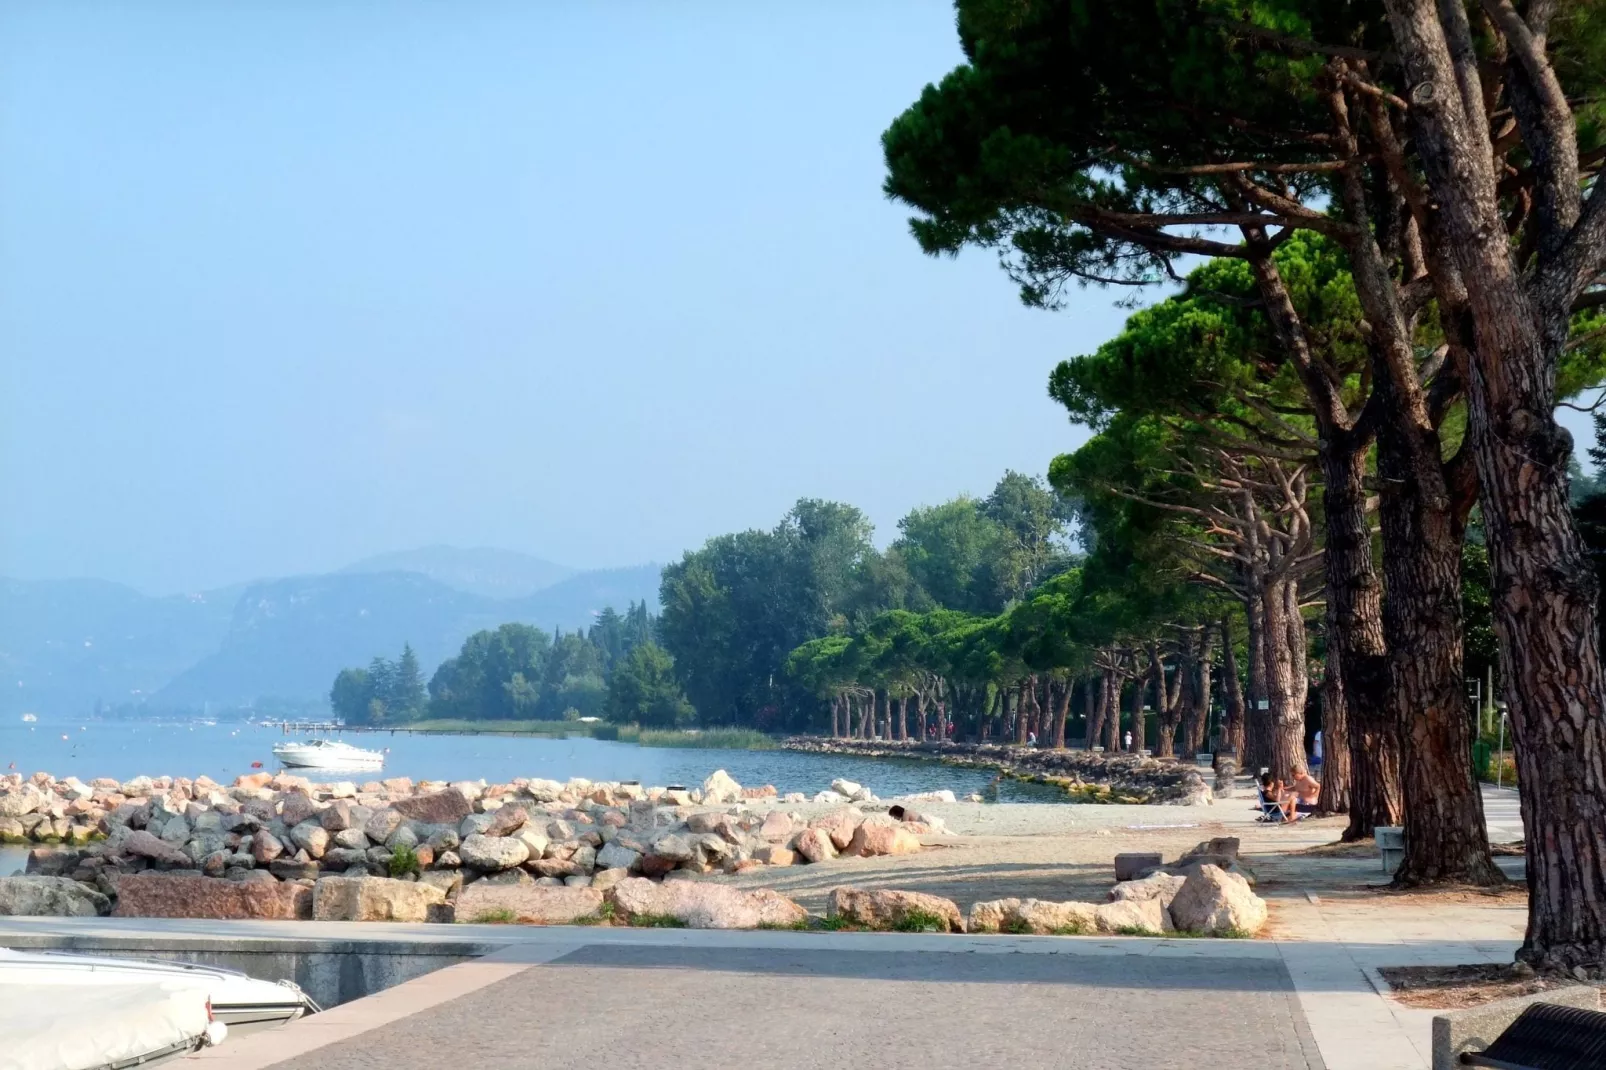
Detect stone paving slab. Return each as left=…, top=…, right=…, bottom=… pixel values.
left=256, top=944, right=1325, bottom=1070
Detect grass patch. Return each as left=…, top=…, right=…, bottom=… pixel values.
left=387, top=844, right=422, bottom=878
left=1114, top=925, right=1163, bottom=937
left=572, top=904, right=618, bottom=927
left=635, top=727, right=777, bottom=750
left=403, top=719, right=604, bottom=738
left=1051, top=923, right=1087, bottom=936
left=758, top=919, right=813, bottom=931
left=890, top=909, right=949, bottom=933
left=470, top=907, right=518, bottom=924
left=1001, top=917, right=1034, bottom=935
left=628, top=912, right=688, bottom=928
left=817, top=914, right=864, bottom=932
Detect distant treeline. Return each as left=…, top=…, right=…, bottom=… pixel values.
left=329, top=601, right=692, bottom=727
left=330, top=472, right=1078, bottom=733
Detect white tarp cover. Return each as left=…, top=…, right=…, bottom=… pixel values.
left=0, top=979, right=211, bottom=1070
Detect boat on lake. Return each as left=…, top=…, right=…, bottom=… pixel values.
left=271, top=738, right=384, bottom=770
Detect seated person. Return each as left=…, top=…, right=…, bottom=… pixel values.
left=1258, top=772, right=1287, bottom=817
left=1282, top=766, right=1321, bottom=820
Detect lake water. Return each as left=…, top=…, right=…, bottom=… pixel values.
left=0, top=720, right=1065, bottom=804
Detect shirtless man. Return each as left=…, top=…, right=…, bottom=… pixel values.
left=1281, top=766, right=1321, bottom=821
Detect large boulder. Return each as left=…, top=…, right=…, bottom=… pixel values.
left=485, top=806, right=529, bottom=837
left=312, top=876, right=446, bottom=923
left=1167, top=864, right=1268, bottom=935
left=808, top=809, right=865, bottom=851
left=250, top=829, right=286, bottom=864
left=288, top=822, right=330, bottom=860
left=391, top=787, right=474, bottom=825
left=1178, top=837, right=1240, bottom=864
left=967, top=898, right=1098, bottom=935
left=1109, top=872, right=1188, bottom=909
left=827, top=887, right=965, bottom=933
left=1091, top=897, right=1172, bottom=934
left=595, top=841, right=641, bottom=873
left=320, top=800, right=357, bottom=832
left=0, top=787, right=46, bottom=818
left=459, top=835, right=530, bottom=872
left=646, top=833, right=694, bottom=864
left=279, top=792, right=322, bottom=828
left=114, top=873, right=311, bottom=919
left=847, top=824, right=921, bottom=858
left=831, top=778, right=872, bottom=802
left=363, top=809, right=404, bottom=844
left=700, top=770, right=743, bottom=805
left=456, top=883, right=604, bottom=925
left=795, top=827, right=836, bottom=864
left=609, top=877, right=807, bottom=929
left=758, top=811, right=794, bottom=842
left=0, top=876, right=109, bottom=917
left=332, top=827, right=370, bottom=851
left=120, top=830, right=192, bottom=867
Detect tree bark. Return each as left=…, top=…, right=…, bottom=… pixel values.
left=1373, top=361, right=1501, bottom=885
left=1129, top=661, right=1146, bottom=753
left=1221, top=617, right=1245, bottom=758
left=1260, top=576, right=1308, bottom=781
left=1381, top=0, right=1606, bottom=964
left=1105, top=672, right=1121, bottom=752
left=1051, top=677, right=1070, bottom=749
left=1186, top=626, right=1215, bottom=757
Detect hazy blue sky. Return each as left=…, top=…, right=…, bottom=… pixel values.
left=2, top=4, right=1595, bottom=596
left=0, top=2, right=1141, bottom=595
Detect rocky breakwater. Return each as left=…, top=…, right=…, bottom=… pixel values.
left=0, top=768, right=945, bottom=921
left=783, top=738, right=1213, bottom=805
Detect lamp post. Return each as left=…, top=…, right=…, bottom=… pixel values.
left=1496, top=701, right=1509, bottom=790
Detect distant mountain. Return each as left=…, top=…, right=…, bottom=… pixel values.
left=337, top=545, right=575, bottom=599
left=0, top=578, right=237, bottom=716
left=0, top=557, right=663, bottom=717
left=153, top=563, right=664, bottom=708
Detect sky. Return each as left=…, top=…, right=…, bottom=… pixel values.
left=1, top=4, right=1596, bottom=598
left=0, top=2, right=1138, bottom=596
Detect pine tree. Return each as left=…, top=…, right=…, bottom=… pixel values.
left=393, top=643, right=427, bottom=721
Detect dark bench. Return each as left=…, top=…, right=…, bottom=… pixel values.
left=1461, top=1001, right=1606, bottom=1068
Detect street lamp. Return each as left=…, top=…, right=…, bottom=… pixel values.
left=1496, top=701, right=1509, bottom=789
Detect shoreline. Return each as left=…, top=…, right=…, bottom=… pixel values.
left=781, top=738, right=1214, bottom=805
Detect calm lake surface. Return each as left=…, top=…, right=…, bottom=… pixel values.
left=0, top=720, right=1066, bottom=804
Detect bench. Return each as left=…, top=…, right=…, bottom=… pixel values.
left=1461, top=1001, right=1606, bottom=1068
left=1433, top=986, right=1602, bottom=1070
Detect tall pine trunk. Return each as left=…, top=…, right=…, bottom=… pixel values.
left=1381, top=0, right=1606, bottom=966
left=1373, top=365, right=1500, bottom=885
left=1261, top=577, right=1308, bottom=781
left=1221, top=617, right=1245, bottom=757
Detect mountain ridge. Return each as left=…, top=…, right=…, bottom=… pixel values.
left=0, top=550, right=662, bottom=716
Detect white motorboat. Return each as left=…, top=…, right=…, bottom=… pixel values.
left=271, top=738, right=384, bottom=770
left=0, top=960, right=227, bottom=1070
left=0, top=948, right=317, bottom=1037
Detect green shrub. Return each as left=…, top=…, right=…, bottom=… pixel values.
left=890, top=909, right=948, bottom=933
left=387, top=844, right=421, bottom=878
left=471, top=908, right=517, bottom=924
left=627, top=913, right=687, bottom=928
